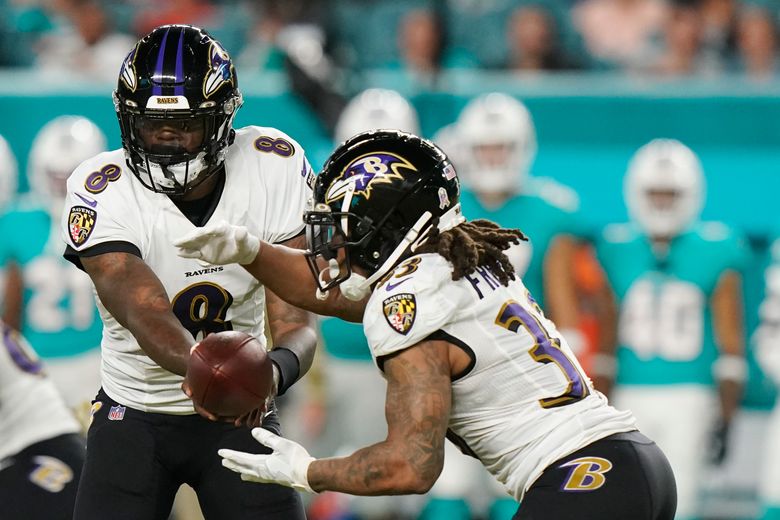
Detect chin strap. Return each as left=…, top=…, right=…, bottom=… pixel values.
left=315, top=259, right=341, bottom=301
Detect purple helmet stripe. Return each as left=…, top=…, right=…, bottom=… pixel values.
left=152, top=27, right=170, bottom=95
left=174, top=27, right=185, bottom=96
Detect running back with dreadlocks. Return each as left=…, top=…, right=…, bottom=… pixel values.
left=417, top=219, right=527, bottom=286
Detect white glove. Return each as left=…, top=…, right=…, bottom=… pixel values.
left=219, top=427, right=315, bottom=493
left=173, top=220, right=260, bottom=265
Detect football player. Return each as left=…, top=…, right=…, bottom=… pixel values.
left=594, top=139, right=747, bottom=520
left=60, top=25, right=316, bottom=519
left=317, top=88, right=420, bottom=519
left=174, top=131, right=677, bottom=519
left=428, top=92, right=587, bottom=520
left=0, top=116, right=105, bottom=415
left=0, top=320, right=85, bottom=520
left=755, top=233, right=780, bottom=519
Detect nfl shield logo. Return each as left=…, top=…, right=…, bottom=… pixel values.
left=382, top=293, right=417, bottom=335
left=108, top=405, right=126, bottom=421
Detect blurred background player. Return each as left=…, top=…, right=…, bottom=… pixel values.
left=0, top=319, right=84, bottom=520
left=0, top=116, right=106, bottom=417
left=312, top=87, right=421, bottom=520
left=755, top=231, right=780, bottom=519
left=421, top=92, right=585, bottom=520
left=0, top=133, right=18, bottom=297
left=0, top=133, right=17, bottom=212
left=594, top=139, right=747, bottom=520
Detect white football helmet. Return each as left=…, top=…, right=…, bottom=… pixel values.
left=624, top=139, right=705, bottom=238
left=0, top=134, right=18, bottom=211
left=28, top=116, right=107, bottom=210
left=455, top=93, right=537, bottom=194
left=334, top=89, right=420, bottom=144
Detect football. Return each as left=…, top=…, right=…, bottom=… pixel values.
left=186, top=331, right=274, bottom=418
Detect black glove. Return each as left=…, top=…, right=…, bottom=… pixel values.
left=708, top=419, right=731, bottom=466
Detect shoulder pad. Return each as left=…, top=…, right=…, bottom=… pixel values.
left=235, top=126, right=302, bottom=159
left=367, top=254, right=454, bottom=339
left=67, top=150, right=127, bottom=197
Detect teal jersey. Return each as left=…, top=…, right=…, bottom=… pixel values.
left=459, top=177, right=582, bottom=308
left=744, top=232, right=780, bottom=409
left=319, top=318, right=373, bottom=361
left=0, top=201, right=102, bottom=358
left=596, top=222, right=748, bottom=386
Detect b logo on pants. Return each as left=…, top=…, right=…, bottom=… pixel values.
left=559, top=457, right=613, bottom=491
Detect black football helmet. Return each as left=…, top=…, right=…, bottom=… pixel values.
left=305, top=130, right=462, bottom=300
left=114, top=25, right=242, bottom=196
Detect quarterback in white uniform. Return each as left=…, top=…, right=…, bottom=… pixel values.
left=0, top=320, right=84, bottom=520
left=61, top=25, right=315, bottom=520
left=175, top=131, right=678, bottom=518
left=63, top=124, right=311, bottom=414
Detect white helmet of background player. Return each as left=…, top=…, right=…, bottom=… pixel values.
left=456, top=93, right=537, bottom=194
left=0, top=134, right=18, bottom=211
left=28, top=115, right=107, bottom=212
left=624, top=139, right=705, bottom=238
left=334, top=88, right=420, bottom=144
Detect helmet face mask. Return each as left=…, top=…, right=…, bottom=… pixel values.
left=304, top=130, right=462, bottom=299
left=303, top=207, right=375, bottom=294
left=114, top=25, right=242, bottom=196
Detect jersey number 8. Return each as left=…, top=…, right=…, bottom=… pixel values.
left=171, top=282, right=234, bottom=340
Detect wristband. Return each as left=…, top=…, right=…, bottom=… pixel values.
left=713, top=354, right=748, bottom=382
left=268, top=347, right=301, bottom=396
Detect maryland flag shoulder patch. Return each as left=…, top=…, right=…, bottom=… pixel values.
left=68, top=206, right=97, bottom=247
left=382, top=293, right=417, bottom=335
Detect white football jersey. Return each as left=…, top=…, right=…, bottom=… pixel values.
left=0, top=323, right=80, bottom=461
left=60, top=126, right=313, bottom=414
left=363, top=253, right=637, bottom=501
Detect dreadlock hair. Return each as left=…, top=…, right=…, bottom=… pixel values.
left=416, top=218, right=527, bottom=286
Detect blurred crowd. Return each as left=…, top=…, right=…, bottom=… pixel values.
left=1, top=0, right=780, bottom=82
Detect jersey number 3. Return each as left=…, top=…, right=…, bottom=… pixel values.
left=495, top=297, right=590, bottom=408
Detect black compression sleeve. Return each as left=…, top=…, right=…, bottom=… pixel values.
left=267, top=347, right=301, bottom=396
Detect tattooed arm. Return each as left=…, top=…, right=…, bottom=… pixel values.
left=265, top=234, right=318, bottom=392
left=243, top=240, right=367, bottom=323
left=81, top=252, right=193, bottom=375
left=307, top=339, right=453, bottom=495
